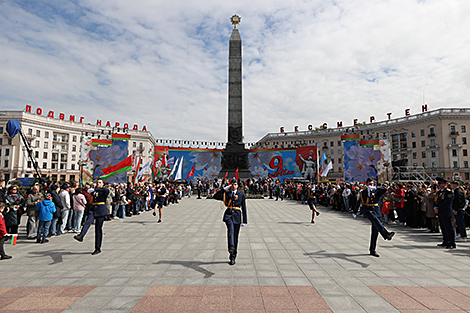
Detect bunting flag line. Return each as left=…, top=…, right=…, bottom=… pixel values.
left=101, top=155, right=133, bottom=179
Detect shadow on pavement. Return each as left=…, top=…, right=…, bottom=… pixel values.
left=278, top=222, right=312, bottom=226
left=304, top=250, right=370, bottom=268
left=28, top=249, right=92, bottom=264
left=154, top=260, right=228, bottom=278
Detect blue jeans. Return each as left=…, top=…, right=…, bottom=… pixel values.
left=50, top=216, right=59, bottom=236
left=119, top=205, right=126, bottom=218
left=67, top=209, right=74, bottom=229
left=343, top=198, right=350, bottom=212
left=112, top=204, right=120, bottom=217
left=60, top=209, right=70, bottom=234
left=73, top=210, right=84, bottom=231
left=37, top=220, right=51, bottom=241
left=455, top=210, right=467, bottom=238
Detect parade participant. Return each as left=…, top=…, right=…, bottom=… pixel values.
left=360, top=178, right=395, bottom=257
left=307, top=184, right=320, bottom=223
left=434, top=178, right=455, bottom=249
left=153, top=182, right=166, bottom=223
left=0, top=203, right=12, bottom=260
left=213, top=178, right=247, bottom=266
left=74, top=179, right=109, bottom=255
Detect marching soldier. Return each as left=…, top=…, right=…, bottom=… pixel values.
left=434, top=177, right=455, bottom=249
left=153, top=182, right=166, bottom=223
left=74, top=179, right=109, bottom=255
left=360, top=178, right=395, bottom=257
left=213, top=179, right=247, bottom=265
left=307, top=184, right=320, bottom=223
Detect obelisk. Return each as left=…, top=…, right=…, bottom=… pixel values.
left=220, top=14, right=251, bottom=180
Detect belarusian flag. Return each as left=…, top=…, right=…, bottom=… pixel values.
left=10, top=234, right=17, bottom=246
left=360, top=139, right=380, bottom=146
left=341, top=134, right=360, bottom=141
left=92, top=139, right=112, bottom=146
left=112, top=134, right=131, bottom=141
left=101, top=155, right=133, bottom=179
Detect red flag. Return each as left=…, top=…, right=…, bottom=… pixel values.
left=223, top=171, right=228, bottom=180
left=186, top=163, right=196, bottom=179
left=235, top=167, right=239, bottom=181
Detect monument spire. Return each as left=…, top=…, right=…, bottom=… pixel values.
left=220, top=14, right=251, bottom=180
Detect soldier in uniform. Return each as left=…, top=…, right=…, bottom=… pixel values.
left=434, top=177, right=455, bottom=249
left=360, top=178, right=395, bottom=257
left=307, top=184, right=320, bottom=223
left=74, top=179, right=109, bottom=255
left=213, top=179, right=247, bottom=265
left=153, top=182, right=166, bottom=223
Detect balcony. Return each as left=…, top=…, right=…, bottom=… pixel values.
left=426, top=144, right=440, bottom=150
left=322, top=146, right=328, bottom=150
left=447, top=144, right=462, bottom=149
left=428, top=133, right=436, bottom=137
left=450, top=131, right=459, bottom=136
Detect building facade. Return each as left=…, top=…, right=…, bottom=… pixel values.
left=254, top=108, right=470, bottom=182
left=0, top=110, right=156, bottom=183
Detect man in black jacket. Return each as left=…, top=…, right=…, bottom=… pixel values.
left=50, top=185, right=63, bottom=236
left=451, top=181, right=467, bottom=242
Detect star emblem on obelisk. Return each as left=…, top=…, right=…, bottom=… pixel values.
left=230, top=14, right=241, bottom=29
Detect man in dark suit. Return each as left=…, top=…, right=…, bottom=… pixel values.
left=434, top=178, right=455, bottom=249
left=213, top=179, right=247, bottom=265
left=74, top=179, right=109, bottom=255
left=360, top=178, right=395, bottom=257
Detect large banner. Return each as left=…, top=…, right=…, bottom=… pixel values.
left=248, top=146, right=316, bottom=182
left=90, top=141, right=129, bottom=183
left=168, top=148, right=223, bottom=181
left=343, top=140, right=391, bottom=183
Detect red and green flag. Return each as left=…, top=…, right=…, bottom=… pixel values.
left=341, top=134, right=360, bottom=141
left=91, top=139, right=112, bottom=146
left=360, top=139, right=380, bottom=146
left=112, top=134, right=131, bottom=141
left=101, top=155, right=133, bottom=179
left=11, top=234, right=17, bottom=246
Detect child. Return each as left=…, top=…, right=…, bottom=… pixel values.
left=36, top=193, right=56, bottom=243
left=0, top=202, right=12, bottom=260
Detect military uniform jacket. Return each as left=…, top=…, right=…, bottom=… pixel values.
left=434, top=188, right=454, bottom=217
left=360, top=187, right=386, bottom=210
left=156, top=187, right=166, bottom=202
left=91, top=187, right=110, bottom=217
left=213, top=189, right=247, bottom=225
left=307, top=188, right=316, bottom=200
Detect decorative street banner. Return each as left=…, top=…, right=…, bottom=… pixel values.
left=343, top=140, right=391, bottom=183
left=377, top=139, right=391, bottom=183
left=90, top=141, right=129, bottom=184
left=79, top=138, right=95, bottom=184
left=168, top=148, right=223, bottom=181
left=248, top=147, right=313, bottom=182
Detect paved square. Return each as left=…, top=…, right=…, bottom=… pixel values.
left=1, top=197, right=469, bottom=312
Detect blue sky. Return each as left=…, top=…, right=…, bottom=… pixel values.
left=1, top=0, right=469, bottom=143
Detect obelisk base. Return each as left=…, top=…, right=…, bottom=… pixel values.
left=219, top=143, right=251, bottom=180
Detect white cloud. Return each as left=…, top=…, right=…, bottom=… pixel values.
left=1, top=0, right=469, bottom=143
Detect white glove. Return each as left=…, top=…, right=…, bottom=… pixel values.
left=224, top=185, right=231, bottom=191
left=241, top=223, right=246, bottom=227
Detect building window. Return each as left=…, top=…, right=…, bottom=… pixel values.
left=61, top=135, right=67, bottom=142
left=35, top=141, right=40, bottom=148
left=466, top=173, right=470, bottom=180
left=70, top=175, right=75, bottom=181
left=60, top=164, right=65, bottom=170
left=51, top=163, right=56, bottom=169
left=452, top=150, right=457, bottom=157
left=52, top=143, right=57, bottom=150
left=413, top=152, right=417, bottom=159
left=0, top=127, right=3, bottom=134
left=450, top=124, right=456, bottom=133
left=4, top=160, right=9, bottom=168
left=61, top=144, right=66, bottom=150
left=28, top=128, right=32, bottom=135
left=464, top=161, right=469, bottom=168
left=43, top=162, right=47, bottom=169
left=5, top=149, right=10, bottom=156
left=71, top=164, right=75, bottom=170
left=43, top=152, right=48, bottom=159
left=431, top=151, right=436, bottom=158
left=44, top=142, right=48, bottom=148
left=36, top=130, right=40, bottom=137
left=331, top=158, right=335, bottom=163
left=338, top=158, right=342, bottom=163
left=451, top=137, right=457, bottom=144
left=45, top=131, right=49, bottom=138
left=430, top=139, right=436, bottom=146
left=337, top=141, right=341, bottom=146
left=35, top=151, right=39, bottom=158
left=420, top=129, right=425, bottom=136
left=453, top=161, right=458, bottom=168
left=72, top=135, right=77, bottom=142
left=421, top=140, right=425, bottom=147
left=330, top=141, right=334, bottom=147
left=412, top=142, right=416, bottom=148
left=133, top=142, right=136, bottom=148
left=422, top=151, right=426, bottom=158
left=431, top=162, right=437, bottom=168
left=331, top=150, right=334, bottom=155
left=0, top=139, right=2, bottom=145
left=338, top=149, right=342, bottom=155
left=461, top=125, right=466, bottom=133
left=8, top=138, right=12, bottom=145
left=72, top=145, right=76, bottom=152
left=464, top=149, right=468, bottom=157
left=429, top=126, right=435, bottom=136
left=463, top=137, right=467, bottom=145
left=71, top=155, right=76, bottom=161
left=27, top=161, right=32, bottom=168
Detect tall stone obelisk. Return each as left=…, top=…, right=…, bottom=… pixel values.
left=220, top=14, right=251, bottom=180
